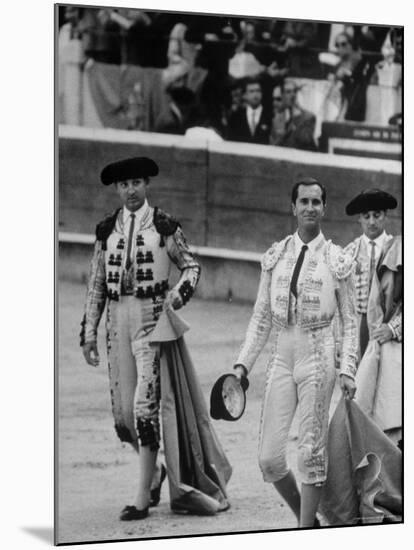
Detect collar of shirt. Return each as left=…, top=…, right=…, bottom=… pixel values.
left=170, top=102, right=183, bottom=123
left=122, top=199, right=149, bottom=233
left=293, top=231, right=325, bottom=259
left=362, top=231, right=388, bottom=260
left=246, top=104, right=262, bottom=122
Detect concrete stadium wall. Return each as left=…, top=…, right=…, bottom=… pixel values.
left=58, top=125, right=402, bottom=301
left=59, top=128, right=208, bottom=246
left=59, top=125, right=402, bottom=249
left=207, top=140, right=402, bottom=250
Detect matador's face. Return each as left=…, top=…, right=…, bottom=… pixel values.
left=116, top=178, right=149, bottom=212
left=358, top=210, right=387, bottom=240
left=292, top=184, right=325, bottom=233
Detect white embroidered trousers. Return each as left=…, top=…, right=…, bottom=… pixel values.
left=106, top=295, right=163, bottom=449
left=258, top=324, right=336, bottom=485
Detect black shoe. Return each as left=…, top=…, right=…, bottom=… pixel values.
left=120, top=505, right=149, bottom=521
left=150, top=464, right=167, bottom=507
left=313, top=517, right=321, bottom=528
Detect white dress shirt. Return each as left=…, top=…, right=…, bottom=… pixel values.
left=362, top=231, right=389, bottom=262
left=246, top=105, right=262, bottom=135
left=293, top=231, right=325, bottom=259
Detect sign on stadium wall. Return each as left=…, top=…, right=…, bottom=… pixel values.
left=320, top=121, right=402, bottom=160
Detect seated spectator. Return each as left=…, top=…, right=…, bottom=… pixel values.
left=269, top=80, right=317, bottom=151
left=154, top=86, right=197, bottom=135
left=226, top=77, right=271, bottom=144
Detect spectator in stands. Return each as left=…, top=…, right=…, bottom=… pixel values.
left=167, top=22, right=201, bottom=69
left=154, top=86, right=197, bottom=135
left=329, top=32, right=373, bottom=121
left=112, top=8, right=152, bottom=66
left=125, top=82, right=145, bottom=130
left=389, top=27, right=403, bottom=64
left=269, top=86, right=286, bottom=144
left=331, top=32, right=362, bottom=82
left=269, top=80, right=317, bottom=151
left=60, top=5, right=83, bottom=38
left=371, top=41, right=402, bottom=88
left=227, top=77, right=271, bottom=144
left=78, top=8, right=123, bottom=64
left=277, top=21, right=321, bottom=78
left=355, top=25, right=390, bottom=53
left=217, top=79, right=243, bottom=137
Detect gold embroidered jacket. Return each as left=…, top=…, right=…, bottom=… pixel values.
left=236, top=235, right=359, bottom=379
left=80, top=206, right=200, bottom=345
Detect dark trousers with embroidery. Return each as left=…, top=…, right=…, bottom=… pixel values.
left=258, top=325, right=336, bottom=485
left=106, top=295, right=164, bottom=450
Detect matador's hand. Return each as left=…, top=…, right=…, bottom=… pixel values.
left=233, top=364, right=247, bottom=380
left=83, top=341, right=100, bottom=367
left=340, top=374, right=356, bottom=400
left=372, top=324, right=393, bottom=345
left=166, top=289, right=183, bottom=310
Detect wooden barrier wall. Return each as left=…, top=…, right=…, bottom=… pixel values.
left=59, top=126, right=402, bottom=253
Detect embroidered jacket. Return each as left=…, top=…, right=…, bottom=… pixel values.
left=235, top=234, right=358, bottom=379
left=80, top=206, right=200, bottom=345
left=344, top=234, right=392, bottom=315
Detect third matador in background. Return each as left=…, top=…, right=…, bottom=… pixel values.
left=233, top=177, right=358, bottom=528
left=344, top=189, right=397, bottom=358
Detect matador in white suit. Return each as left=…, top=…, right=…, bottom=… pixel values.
left=233, top=178, right=359, bottom=528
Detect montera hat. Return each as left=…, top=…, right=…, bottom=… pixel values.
left=100, top=157, right=159, bottom=185
left=210, top=374, right=249, bottom=421
left=345, top=188, right=397, bottom=215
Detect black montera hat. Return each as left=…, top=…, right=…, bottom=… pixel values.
left=100, top=157, right=159, bottom=185
left=345, top=189, right=397, bottom=215
left=210, top=374, right=249, bottom=421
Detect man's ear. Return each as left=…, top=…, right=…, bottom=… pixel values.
left=292, top=202, right=297, bottom=217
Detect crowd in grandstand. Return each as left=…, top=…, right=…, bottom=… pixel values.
left=58, top=6, right=402, bottom=150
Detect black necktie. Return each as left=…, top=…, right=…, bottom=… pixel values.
left=368, top=240, right=376, bottom=289
left=290, top=245, right=308, bottom=299
left=125, top=213, right=135, bottom=271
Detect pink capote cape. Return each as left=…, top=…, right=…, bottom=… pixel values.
left=149, top=307, right=232, bottom=515
left=319, top=397, right=402, bottom=526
